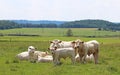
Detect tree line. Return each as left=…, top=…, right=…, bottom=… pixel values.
left=0, top=20, right=120, bottom=31
left=0, top=20, right=57, bottom=30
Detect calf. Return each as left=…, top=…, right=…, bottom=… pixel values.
left=50, top=47, right=75, bottom=65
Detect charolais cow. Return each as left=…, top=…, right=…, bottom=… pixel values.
left=75, top=53, right=94, bottom=62
left=28, top=46, right=50, bottom=63
left=37, top=55, right=53, bottom=63
left=50, top=47, right=75, bottom=65
left=74, top=39, right=99, bottom=64
left=49, top=39, right=76, bottom=49
left=16, top=51, right=29, bottom=61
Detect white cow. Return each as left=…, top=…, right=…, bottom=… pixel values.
left=16, top=46, right=35, bottom=61
left=34, top=51, right=50, bottom=57
left=37, top=55, right=53, bottom=63
left=16, top=51, right=29, bottom=61
left=16, top=46, right=50, bottom=62
left=27, top=46, right=37, bottom=62
left=49, top=39, right=75, bottom=50
left=50, top=47, right=75, bottom=65
left=74, top=40, right=99, bottom=64
left=75, top=54, right=94, bottom=62
left=28, top=46, right=50, bottom=62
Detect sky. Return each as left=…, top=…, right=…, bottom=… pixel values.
left=0, top=0, right=120, bottom=22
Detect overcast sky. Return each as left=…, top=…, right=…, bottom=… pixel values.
left=0, top=0, right=120, bottom=22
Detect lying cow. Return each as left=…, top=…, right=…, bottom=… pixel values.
left=16, top=46, right=35, bottom=61
left=75, top=53, right=94, bottom=62
left=28, top=46, right=50, bottom=62
left=74, top=40, right=99, bottom=64
left=50, top=47, right=75, bottom=65
left=16, top=51, right=29, bottom=61
left=37, top=55, right=53, bottom=63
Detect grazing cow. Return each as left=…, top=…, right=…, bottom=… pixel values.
left=50, top=47, right=75, bottom=65
left=74, top=40, right=99, bottom=64
left=75, top=53, right=94, bottom=62
left=37, top=55, right=53, bottom=63
left=16, top=51, right=29, bottom=61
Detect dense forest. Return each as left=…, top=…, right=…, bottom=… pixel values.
left=0, top=20, right=120, bottom=31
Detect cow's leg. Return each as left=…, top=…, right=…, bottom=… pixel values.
left=52, top=54, right=56, bottom=65
left=53, top=55, right=59, bottom=65
left=75, top=48, right=78, bottom=56
left=57, top=58, right=61, bottom=65
left=71, top=56, right=75, bottom=64
left=79, top=54, right=84, bottom=63
left=83, top=55, right=86, bottom=64
left=79, top=54, right=82, bottom=63
left=83, top=51, right=87, bottom=64
left=93, top=52, right=98, bottom=64
left=78, top=49, right=83, bottom=63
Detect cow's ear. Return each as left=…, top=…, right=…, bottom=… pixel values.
left=50, top=41, right=53, bottom=43
left=59, top=41, right=62, bottom=43
left=48, top=48, right=50, bottom=50
left=45, top=51, right=48, bottom=54
left=35, top=48, right=37, bottom=50
left=82, top=41, right=84, bottom=43
left=72, top=41, right=75, bottom=43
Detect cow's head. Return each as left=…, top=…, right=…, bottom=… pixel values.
left=74, top=39, right=84, bottom=49
left=28, top=46, right=36, bottom=53
left=48, top=47, right=56, bottom=55
left=49, top=39, right=62, bottom=50
left=71, top=41, right=76, bottom=48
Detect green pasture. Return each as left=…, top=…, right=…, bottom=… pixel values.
left=0, top=28, right=120, bottom=37
left=0, top=36, right=120, bottom=75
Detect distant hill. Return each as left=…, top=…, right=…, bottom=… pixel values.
left=60, top=19, right=113, bottom=28
left=12, top=20, right=65, bottom=25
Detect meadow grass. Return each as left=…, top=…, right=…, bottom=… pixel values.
left=0, top=36, right=120, bottom=75
left=0, top=28, right=120, bottom=37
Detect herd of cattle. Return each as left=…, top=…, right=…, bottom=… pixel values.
left=16, top=39, right=99, bottom=65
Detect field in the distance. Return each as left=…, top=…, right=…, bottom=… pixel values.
left=0, top=36, right=120, bottom=75
left=0, top=28, right=120, bottom=37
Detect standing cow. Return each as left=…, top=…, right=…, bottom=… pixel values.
left=50, top=47, right=75, bottom=65
left=49, top=39, right=76, bottom=49
left=74, top=39, right=99, bottom=64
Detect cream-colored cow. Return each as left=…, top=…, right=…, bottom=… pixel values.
left=74, top=40, right=99, bottom=64
left=49, top=39, right=75, bottom=50
left=50, top=47, right=75, bottom=65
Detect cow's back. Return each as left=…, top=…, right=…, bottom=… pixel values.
left=61, top=41, right=73, bottom=48
left=55, top=48, right=75, bottom=58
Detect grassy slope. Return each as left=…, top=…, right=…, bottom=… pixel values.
left=0, top=37, right=120, bottom=75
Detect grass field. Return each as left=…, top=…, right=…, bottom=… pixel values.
left=0, top=28, right=120, bottom=37
left=0, top=28, right=120, bottom=75
left=0, top=36, right=120, bottom=75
